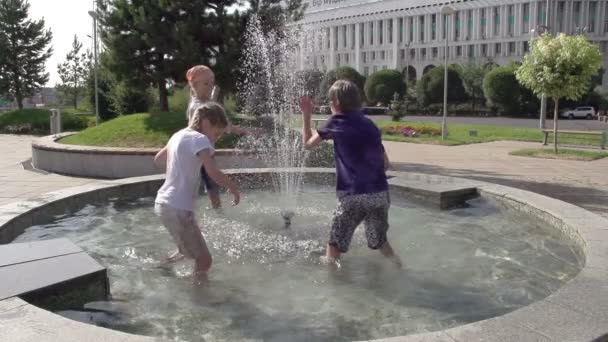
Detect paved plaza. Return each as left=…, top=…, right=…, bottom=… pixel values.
left=1, top=135, right=607, bottom=219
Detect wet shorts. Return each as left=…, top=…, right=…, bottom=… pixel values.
left=329, top=191, right=390, bottom=253
left=154, top=203, right=208, bottom=260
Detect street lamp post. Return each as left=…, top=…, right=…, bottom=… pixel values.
left=88, top=10, right=100, bottom=126
left=440, top=5, right=455, bottom=141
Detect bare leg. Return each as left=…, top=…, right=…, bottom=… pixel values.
left=320, top=243, right=341, bottom=269
left=207, top=190, right=222, bottom=210
left=193, top=236, right=213, bottom=276
left=379, top=241, right=403, bottom=268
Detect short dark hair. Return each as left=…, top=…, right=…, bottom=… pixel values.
left=189, top=102, right=228, bottom=130
left=328, top=80, right=362, bottom=112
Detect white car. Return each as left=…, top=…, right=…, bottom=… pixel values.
left=559, top=106, right=596, bottom=119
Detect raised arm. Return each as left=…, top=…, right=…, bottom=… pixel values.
left=299, top=96, right=323, bottom=150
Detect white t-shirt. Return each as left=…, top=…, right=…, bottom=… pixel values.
left=155, top=128, right=214, bottom=211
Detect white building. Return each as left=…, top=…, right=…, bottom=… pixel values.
left=298, top=0, right=608, bottom=89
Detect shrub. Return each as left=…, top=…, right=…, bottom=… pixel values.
left=364, top=70, right=406, bottom=105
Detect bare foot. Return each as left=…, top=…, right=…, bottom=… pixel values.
left=319, top=255, right=341, bottom=270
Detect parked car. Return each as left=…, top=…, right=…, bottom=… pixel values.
left=362, top=107, right=389, bottom=115
left=559, top=106, right=596, bottom=119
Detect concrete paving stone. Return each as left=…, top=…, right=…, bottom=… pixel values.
left=500, top=300, right=608, bottom=342
left=0, top=250, right=105, bottom=300
left=0, top=297, right=27, bottom=313
left=0, top=238, right=82, bottom=267
left=545, top=267, right=608, bottom=321
left=367, top=331, right=456, bottom=342
left=443, top=317, right=551, bottom=342
left=0, top=303, right=165, bottom=342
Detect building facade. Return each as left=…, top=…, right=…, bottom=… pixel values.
left=298, top=0, right=608, bottom=89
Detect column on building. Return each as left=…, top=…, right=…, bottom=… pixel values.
left=600, top=1, right=607, bottom=35
left=530, top=1, right=538, bottom=33
left=565, top=0, right=573, bottom=34
left=438, top=11, right=445, bottom=60
left=594, top=1, right=603, bottom=35
left=374, top=20, right=380, bottom=48
left=355, top=22, right=362, bottom=72
left=405, top=15, right=411, bottom=45
left=581, top=1, right=589, bottom=32
left=449, top=13, right=456, bottom=59
left=329, top=26, right=336, bottom=70
left=413, top=16, right=419, bottom=43
left=392, top=17, right=399, bottom=69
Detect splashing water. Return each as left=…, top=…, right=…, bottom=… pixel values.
left=238, top=16, right=310, bottom=217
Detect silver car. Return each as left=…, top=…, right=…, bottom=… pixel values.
left=559, top=106, right=597, bottom=119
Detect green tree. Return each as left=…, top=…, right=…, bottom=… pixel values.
left=483, top=65, right=522, bottom=116
left=319, top=66, right=365, bottom=102
left=364, top=69, right=406, bottom=106
left=458, top=62, right=493, bottom=111
left=516, top=33, right=603, bottom=152
left=416, top=66, right=466, bottom=108
left=0, top=0, right=52, bottom=109
left=56, top=35, right=91, bottom=108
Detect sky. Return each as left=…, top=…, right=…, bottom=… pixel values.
left=28, top=0, right=249, bottom=87
left=29, top=0, right=94, bottom=86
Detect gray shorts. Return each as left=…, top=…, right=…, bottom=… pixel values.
left=329, top=191, right=390, bottom=253
left=154, top=203, right=208, bottom=260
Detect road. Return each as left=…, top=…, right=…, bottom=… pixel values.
left=312, top=114, right=608, bottom=130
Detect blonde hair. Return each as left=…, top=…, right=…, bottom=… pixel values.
left=188, top=102, right=228, bottom=131
left=186, top=65, right=213, bottom=97
left=328, top=80, right=362, bottom=112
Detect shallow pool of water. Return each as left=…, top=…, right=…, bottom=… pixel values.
left=14, top=189, right=583, bottom=342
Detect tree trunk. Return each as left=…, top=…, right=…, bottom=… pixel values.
left=73, top=90, right=78, bottom=109
left=158, top=81, right=169, bottom=112
left=553, top=98, right=559, bottom=154
left=16, top=90, right=23, bottom=110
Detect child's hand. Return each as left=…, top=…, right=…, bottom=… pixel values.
left=299, top=96, right=314, bottom=120
left=228, top=184, right=240, bottom=206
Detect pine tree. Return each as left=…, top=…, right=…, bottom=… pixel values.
left=57, top=35, right=91, bottom=108
left=0, top=0, right=53, bottom=109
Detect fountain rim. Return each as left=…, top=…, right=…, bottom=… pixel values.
left=1, top=168, right=607, bottom=342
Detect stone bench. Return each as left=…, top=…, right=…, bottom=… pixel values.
left=542, top=129, right=606, bottom=150
left=0, top=238, right=109, bottom=311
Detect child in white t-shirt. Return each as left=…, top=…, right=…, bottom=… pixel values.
left=154, top=102, right=240, bottom=277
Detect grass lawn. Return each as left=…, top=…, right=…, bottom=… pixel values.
left=377, top=121, right=604, bottom=147
left=0, top=108, right=90, bottom=134
left=61, top=111, right=241, bottom=148
left=510, top=148, right=608, bottom=161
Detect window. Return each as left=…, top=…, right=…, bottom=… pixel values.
left=373, top=66, right=378, bottom=73
left=345, top=54, right=349, bottom=63
left=495, top=43, right=501, bottom=54
left=422, top=48, right=427, bottom=58
left=493, top=7, right=500, bottom=36
left=605, top=4, right=608, bottom=33
left=481, top=44, right=487, bottom=56
left=326, top=28, right=330, bottom=49
left=351, top=24, right=356, bottom=49
left=379, top=20, right=384, bottom=45
left=382, top=65, right=388, bottom=70
left=388, top=20, right=393, bottom=44
left=360, top=24, right=364, bottom=47
left=468, top=44, right=474, bottom=57
left=370, top=22, right=374, bottom=45
left=342, top=25, right=347, bottom=48
left=523, top=3, right=530, bottom=33
left=523, top=41, right=529, bottom=52
left=431, top=14, right=437, bottom=40
left=509, top=42, right=516, bottom=54
left=381, top=50, right=386, bottom=60
left=589, top=1, right=597, bottom=32
left=419, top=16, right=425, bottom=42
left=455, top=12, right=460, bottom=40
left=364, top=66, right=369, bottom=76
left=432, top=47, right=438, bottom=58
left=399, top=18, right=404, bottom=42
left=372, top=51, right=376, bottom=60
left=508, top=5, right=514, bottom=36
left=362, top=52, right=367, bottom=63
left=456, top=45, right=462, bottom=56
left=556, top=1, right=565, bottom=33
left=410, top=49, right=415, bottom=60
left=481, top=8, right=487, bottom=37
left=401, top=49, right=405, bottom=59
left=573, top=2, right=581, bottom=29
left=409, top=17, right=414, bottom=42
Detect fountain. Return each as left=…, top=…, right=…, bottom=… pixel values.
left=238, top=16, right=312, bottom=225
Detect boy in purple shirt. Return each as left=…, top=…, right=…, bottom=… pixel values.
left=300, top=80, right=402, bottom=268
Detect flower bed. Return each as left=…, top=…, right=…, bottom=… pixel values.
left=382, top=125, right=442, bottom=138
